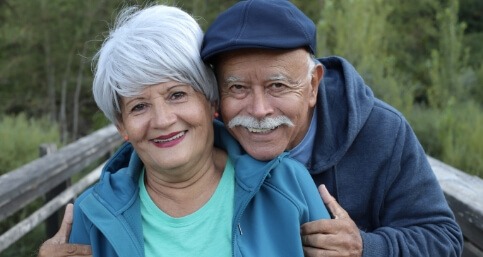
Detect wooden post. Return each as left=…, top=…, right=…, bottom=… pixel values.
left=39, top=143, right=69, bottom=238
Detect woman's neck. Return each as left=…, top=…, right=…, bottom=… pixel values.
left=144, top=147, right=227, bottom=217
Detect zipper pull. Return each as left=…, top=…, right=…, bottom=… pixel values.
left=237, top=223, right=243, bottom=235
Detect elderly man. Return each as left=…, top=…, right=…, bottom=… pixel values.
left=200, top=1, right=462, bottom=257
left=38, top=1, right=462, bottom=257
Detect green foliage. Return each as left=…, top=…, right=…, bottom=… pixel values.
left=427, top=0, right=469, bottom=109
left=406, top=106, right=444, bottom=157
left=438, top=101, right=483, bottom=177
left=421, top=0, right=483, bottom=177
left=460, top=0, right=483, bottom=69
left=463, top=32, right=483, bottom=68
left=385, top=0, right=441, bottom=96
left=0, top=0, right=481, bottom=255
left=318, top=0, right=413, bottom=112
left=473, top=64, right=483, bottom=102
left=154, top=0, right=238, bottom=30
left=0, top=202, right=46, bottom=257
left=459, top=0, right=483, bottom=33
left=0, top=0, right=137, bottom=139
left=90, top=110, right=111, bottom=131
left=291, top=0, right=323, bottom=22
left=408, top=102, right=483, bottom=177
left=0, top=113, right=60, bottom=175
left=316, top=0, right=482, bottom=177
left=0, top=114, right=59, bottom=256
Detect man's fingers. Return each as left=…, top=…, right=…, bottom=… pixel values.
left=301, top=219, right=331, bottom=235
left=64, top=244, right=91, bottom=255
left=301, top=188, right=363, bottom=257
left=301, top=220, right=363, bottom=257
left=301, top=218, right=352, bottom=236
left=302, top=232, right=330, bottom=247
left=37, top=204, right=93, bottom=257
left=53, top=203, right=74, bottom=243
left=38, top=243, right=92, bottom=257
left=302, top=234, right=341, bottom=257
left=303, top=245, right=338, bottom=257
left=318, top=184, right=349, bottom=219
left=301, top=185, right=352, bottom=235
left=302, top=231, right=362, bottom=257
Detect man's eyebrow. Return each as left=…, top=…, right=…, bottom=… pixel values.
left=268, top=74, right=288, bottom=81
left=223, top=74, right=299, bottom=85
left=268, top=74, right=298, bottom=84
left=222, top=76, right=243, bottom=85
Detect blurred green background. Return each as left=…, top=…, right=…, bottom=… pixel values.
left=0, top=0, right=481, bottom=255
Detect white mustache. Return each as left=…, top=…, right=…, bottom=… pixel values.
left=227, top=115, right=294, bottom=130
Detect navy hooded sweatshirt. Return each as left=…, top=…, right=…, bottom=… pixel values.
left=307, top=56, right=463, bottom=256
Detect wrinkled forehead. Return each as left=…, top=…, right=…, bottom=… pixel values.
left=215, top=48, right=309, bottom=64
left=214, top=48, right=312, bottom=79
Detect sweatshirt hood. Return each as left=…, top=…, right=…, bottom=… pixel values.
left=93, top=142, right=141, bottom=214
left=309, top=56, right=374, bottom=173
left=213, top=119, right=285, bottom=190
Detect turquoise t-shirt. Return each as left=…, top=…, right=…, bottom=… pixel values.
left=139, top=158, right=235, bottom=257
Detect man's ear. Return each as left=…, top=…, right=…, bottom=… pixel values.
left=308, top=64, right=323, bottom=108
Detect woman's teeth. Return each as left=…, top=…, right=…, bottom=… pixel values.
left=153, top=131, right=185, bottom=143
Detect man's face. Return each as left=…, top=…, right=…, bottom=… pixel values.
left=216, top=48, right=322, bottom=161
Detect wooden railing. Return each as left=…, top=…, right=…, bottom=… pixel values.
left=0, top=124, right=123, bottom=253
left=0, top=125, right=481, bottom=256
left=429, top=157, right=483, bottom=257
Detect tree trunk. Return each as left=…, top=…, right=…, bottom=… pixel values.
left=59, top=53, right=73, bottom=144
left=43, top=31, right=57, bottom=123
left=72, top=46, right=87, bottom=140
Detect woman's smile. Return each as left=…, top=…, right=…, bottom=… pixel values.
left=151, top=131, right=187, bottom=148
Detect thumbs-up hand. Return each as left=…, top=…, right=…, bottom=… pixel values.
left=37, top=203, right=92, bottom=257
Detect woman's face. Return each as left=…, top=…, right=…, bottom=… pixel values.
left=117, top=81, right=215, bottom=180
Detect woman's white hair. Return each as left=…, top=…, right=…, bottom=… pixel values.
left=92, top=5, right=218, bottom=125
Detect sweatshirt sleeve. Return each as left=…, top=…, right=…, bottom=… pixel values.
left=298, top=165, right=331, bottom=222
left=360, top=119, right=463, bottom=257
left=276, top=156, right=331, bottom=222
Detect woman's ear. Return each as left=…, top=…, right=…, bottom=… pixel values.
left=211, top=101, right=220, bottom=119
left=116, top=123, right=129, bottom=141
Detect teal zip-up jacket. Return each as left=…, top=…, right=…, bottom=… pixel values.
left=69, top=120, right=330, bottom=257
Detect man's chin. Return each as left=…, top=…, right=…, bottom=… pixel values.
left=244, top=146, right=284, bottom=161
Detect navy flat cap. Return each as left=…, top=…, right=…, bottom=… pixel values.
left=201, top=0, right=316, bottom=63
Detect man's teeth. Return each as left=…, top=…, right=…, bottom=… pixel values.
left=247, top=127, right=276, bottom=133
left=153, top=132, right=185, bottom=143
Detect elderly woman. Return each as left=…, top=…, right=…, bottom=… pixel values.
left=39, top=4, right=329, bottom=257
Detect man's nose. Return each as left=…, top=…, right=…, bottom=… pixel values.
left=248, top=87, right=274, bottom=118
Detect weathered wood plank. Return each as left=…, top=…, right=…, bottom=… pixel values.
left=428, top=156, right=483, bottom=253
left=462, top=240, right=483, bottom=257
left=0, top=162, right=104, bottom=253
left=0, top=124, right=122, bottom=221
